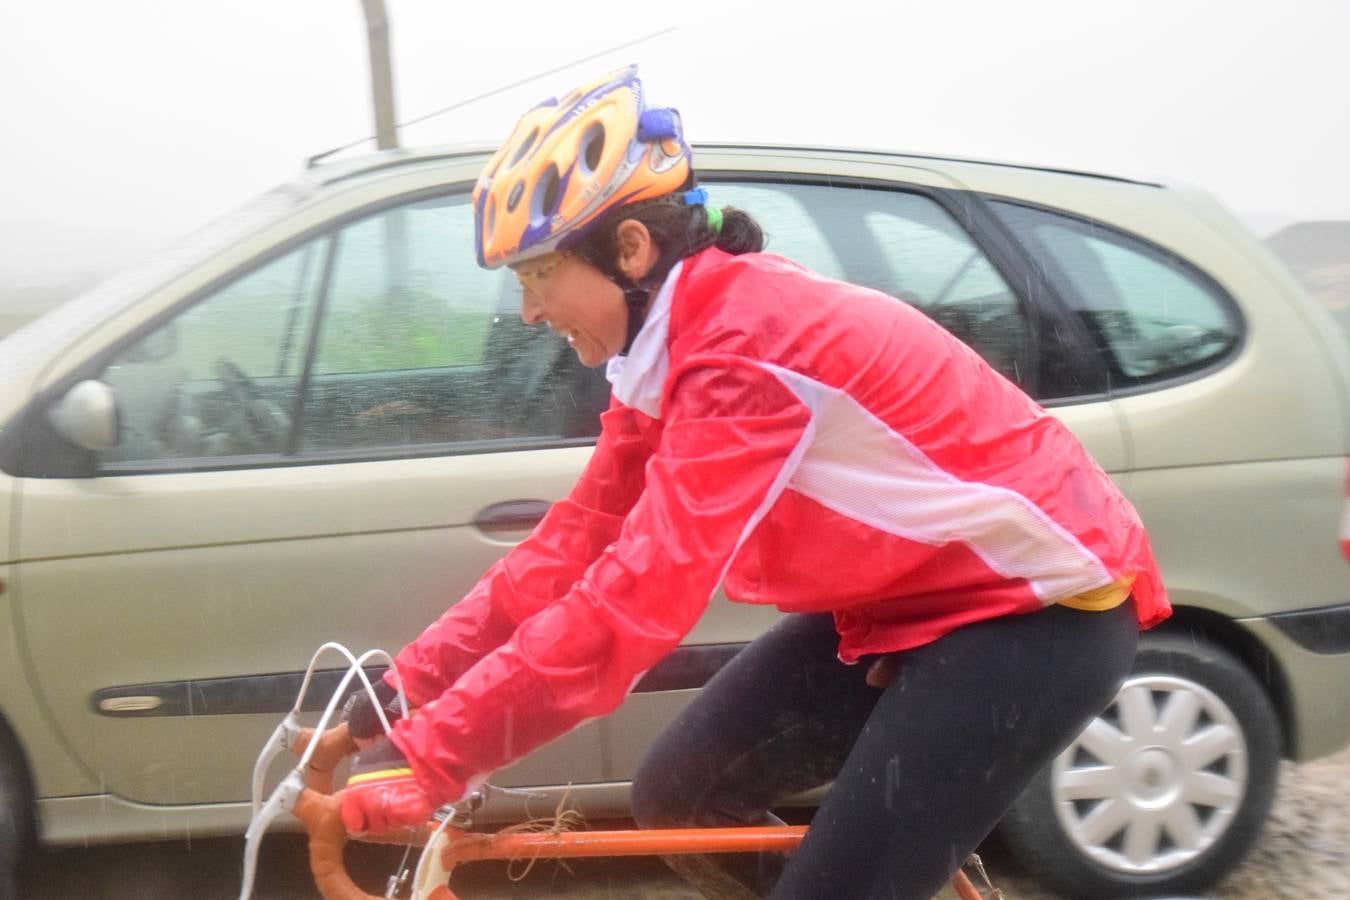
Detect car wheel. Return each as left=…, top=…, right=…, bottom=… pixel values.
left=999, top=633, right=1281, bottom=898
left=0, top=732, right=35, bottom=900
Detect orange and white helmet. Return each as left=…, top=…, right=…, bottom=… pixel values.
left=473, top=65, right=694, bottom=269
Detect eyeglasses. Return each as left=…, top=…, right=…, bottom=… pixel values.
left=511, top=252, right=571, bottom=290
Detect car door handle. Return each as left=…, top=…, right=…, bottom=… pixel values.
left=475, top=499, right=551, bottom=536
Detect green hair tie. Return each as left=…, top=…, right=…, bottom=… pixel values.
left=706, top=206, right=724, bottom=235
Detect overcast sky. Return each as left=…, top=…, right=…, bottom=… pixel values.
left=1, top=0, right=1346, bottom=284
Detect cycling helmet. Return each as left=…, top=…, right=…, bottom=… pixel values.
left=473, top=65, right=693, bottom=270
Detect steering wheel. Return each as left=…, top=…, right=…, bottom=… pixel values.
left=214, top=358, right=289, bottom=451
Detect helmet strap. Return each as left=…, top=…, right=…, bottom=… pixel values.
left=610, top=237, right=693, bottom=355
left=621, top=284, right=652, bottom=355
left=575, top=246, right=648, bottom=356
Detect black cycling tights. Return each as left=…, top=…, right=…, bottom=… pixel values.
left=631, top=601, right=1138, bottom=900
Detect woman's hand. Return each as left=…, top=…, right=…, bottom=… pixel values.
left=340, top=678, right=404, bottom=750
left=339, top=738, right=433, bottom=834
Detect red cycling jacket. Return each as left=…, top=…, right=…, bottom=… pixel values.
left=386, top=247, right=1170, bottom=804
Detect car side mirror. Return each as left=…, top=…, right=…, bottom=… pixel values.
left=47, top=379, right=120, bottom=451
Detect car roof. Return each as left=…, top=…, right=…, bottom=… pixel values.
left=304, top=140, right=1164, bottom=191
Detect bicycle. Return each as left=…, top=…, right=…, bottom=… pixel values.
left=240, top=643, right=1003, bottom=900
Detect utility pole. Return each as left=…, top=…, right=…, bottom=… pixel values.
left=360, top=0, right=399, bottom=150
left=360, top=0, right=407, bottom=298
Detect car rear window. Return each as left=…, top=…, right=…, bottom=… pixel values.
left=989, top=200, right=1241, bottom=388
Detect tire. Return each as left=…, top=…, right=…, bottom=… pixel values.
left=0, top=729, right=35, bottom=900
left=998, top=632, right=1281, bottom=898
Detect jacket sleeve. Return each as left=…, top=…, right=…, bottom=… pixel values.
left=388, top=357, right=815, bottom=804
left=389, top=399, right=655, bottom=707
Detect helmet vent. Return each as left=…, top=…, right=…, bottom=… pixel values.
left=581, top=123, right=606, bottom=174
left=533, top=163, right=562, bottom=223
left=507, top=181, right=526, bottom=213
left=508, top=128, right=539, bottom=168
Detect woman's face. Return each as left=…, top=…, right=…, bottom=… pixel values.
left=514, top=252, right=628, bottom=367
left=512, top=220, right=658, bottom=368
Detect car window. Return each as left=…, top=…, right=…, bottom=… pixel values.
left=311, top=197, right=498, bottom=375
left=713, top=181, right=1035, bottom=390
left=988, top=200, right=1240, bottom=385
left=96, top=240, right=326, bottom=465
left=298, top=194, right=609, bottom=454
left=92, top=192, right=613, bottom=471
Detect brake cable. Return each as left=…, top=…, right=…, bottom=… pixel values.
left=240, top=642, right=408, bottom=900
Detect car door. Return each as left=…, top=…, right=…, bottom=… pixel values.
left=11, top=188, right=616, bottom=805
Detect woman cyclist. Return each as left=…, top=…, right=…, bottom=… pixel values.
left=340, top=66, right=1170, bottom=899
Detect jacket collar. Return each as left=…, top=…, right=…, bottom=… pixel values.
left=605, top=260, right=683, bottom=418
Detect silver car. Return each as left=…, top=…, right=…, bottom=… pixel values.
left=1, top=144, right=1347, bottom=897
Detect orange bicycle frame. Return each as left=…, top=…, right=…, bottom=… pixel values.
left=288, top=725, right=989, bottom=900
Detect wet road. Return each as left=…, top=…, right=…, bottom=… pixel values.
left=20, top=832, right=706, bottom=899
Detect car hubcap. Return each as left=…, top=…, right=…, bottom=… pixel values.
left=1051, top=674, right=1248, bottom=875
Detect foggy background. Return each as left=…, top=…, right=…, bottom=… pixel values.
left=1, top=0, right=1347, bottom=336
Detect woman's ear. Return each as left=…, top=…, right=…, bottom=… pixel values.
left=614, top=219, right=658, bottom=281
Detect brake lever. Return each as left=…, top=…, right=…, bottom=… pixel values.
left=250, top=715, right=305, bottom=817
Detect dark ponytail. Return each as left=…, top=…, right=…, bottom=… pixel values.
left=709, top=206, right=763, bottom=256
